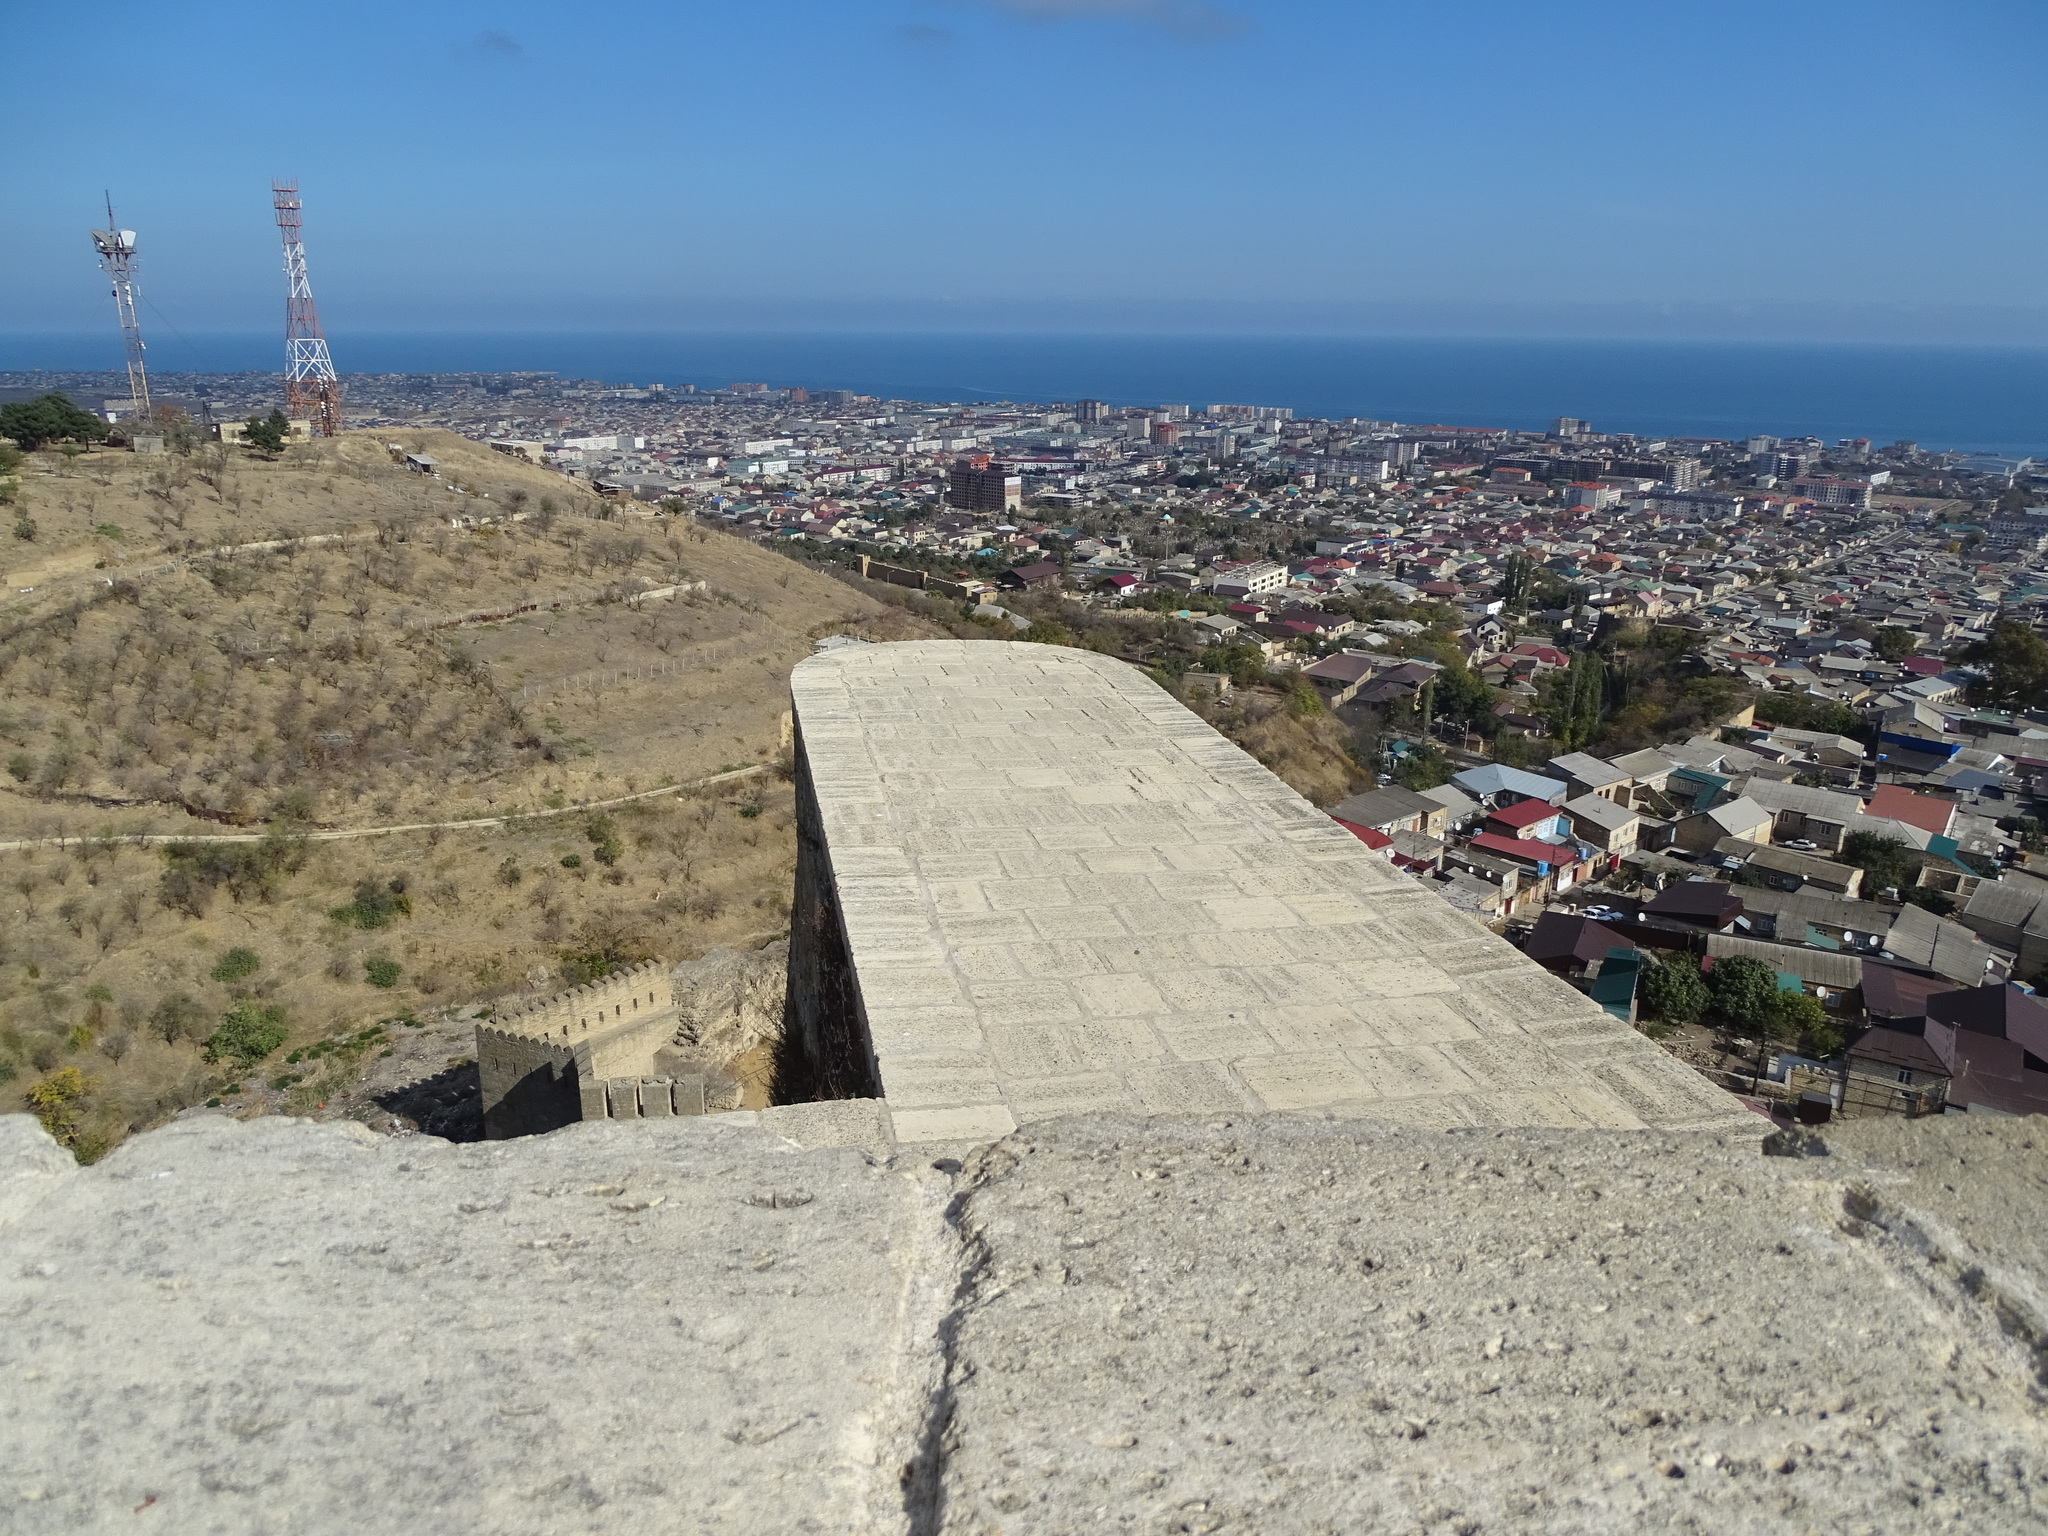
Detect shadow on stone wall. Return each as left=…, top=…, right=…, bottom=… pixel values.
left=774, top=722, right=882, bottom=1104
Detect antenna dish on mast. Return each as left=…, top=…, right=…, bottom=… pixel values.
left=90, top=193, right=150, bottom=418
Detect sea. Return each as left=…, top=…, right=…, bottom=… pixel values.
left=2, top=331, right=2044, bottom=455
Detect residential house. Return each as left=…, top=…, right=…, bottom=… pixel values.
left=1563, top=793, right=1642, bottom=862
left=1920, top=983, right=2048, bottom=1116
left=1328, top=786, right=1448, bottom=840
left=1450, top=763, right=1571, bottom=809
left=1642, top=880, right=1745, bottom=933
left=1547, top=752, right=1634, bottom=802
left=1438, top=845, right=1528, bottom=913
left=1299, top=652, right=1379, bottom=708
left=1960, top=870, right=2048, bottom=981
left=1840, top=1027, right=1951, bottom=1118
left=1417, top=782, right=1483, bottom=829
left=1882, top=903, right=2010, bottom=988
left=1867, top=783, right=1959, bottom=839
left=1742, top=779, right=1865, bottom=853
left=997, top=560, right=1063, bottom=590
left=1704, top=933, right=1863, bottom=1002
left=1466, top=830, right=1588, bottom=895
left=1607, top=748, right=1678, bottom=809
left=1740, top=845, right=1864, bottom=898
left=1483, top=799, right=1567, bottom=841
left=1524, top=911, right=1639, bottom=983
left=1675, top=796, right=1773, bottom=852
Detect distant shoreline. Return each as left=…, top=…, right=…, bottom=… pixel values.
left=4, top=330, right=2045, bottom=454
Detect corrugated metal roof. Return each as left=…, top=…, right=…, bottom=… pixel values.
left=1705, top=934, right=1865, bottom=990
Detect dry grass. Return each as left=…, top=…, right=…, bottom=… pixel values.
left=0, top=429, right=913, bottom=836
left=0, top=430, right=946, bottom=1155
left=0, top=777, right=803, bottom=1155
left=1194, top=689, right=1367, bottom=807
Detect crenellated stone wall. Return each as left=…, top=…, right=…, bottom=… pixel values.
left=478, top=961, right=678, bottom=1138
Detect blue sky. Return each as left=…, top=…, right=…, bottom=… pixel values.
left=4, top=0, right=2045, bottom=341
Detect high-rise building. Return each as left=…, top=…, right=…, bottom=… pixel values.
left=948, top=460, right=1021, bottom=513
left=1612, top=456, right=1701, bottom=490
left=1075, top=399, right=1106, bottom=423
left=1755, top=448, right=1819, bottom=481
left=1551, top=417, right=1590, bottom=438
left=1150, top=420, right=1180, bottom=447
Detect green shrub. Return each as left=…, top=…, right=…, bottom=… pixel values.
left=4, top=753, right=31, bottom=783
left=559, top=853, right=582, bottom=868
left=585, top=813, right=623, bottom=865
left=1706, top=955, right=1781, bottom=1037
left=202, top=1001, right=288, bottom=1067
left=1639, top=955, right=1708, bottom=1024
left=328, top=876, right=412, bottom=930
left=364, top=958, right=402, bottom=989
left=210, top=947, right=261, bottom=983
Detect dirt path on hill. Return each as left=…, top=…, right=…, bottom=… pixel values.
left=0, top=763, right=772, bottom=853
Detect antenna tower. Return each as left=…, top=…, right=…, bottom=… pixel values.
left=270, top=180, right=342, bottom=437
left=89, top=194, right=150, bottom=418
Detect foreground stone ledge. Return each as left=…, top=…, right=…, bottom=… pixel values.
left=0, top=1112, right=926, bottom=1536
left=1, top=1111, right=2044, bottom=1534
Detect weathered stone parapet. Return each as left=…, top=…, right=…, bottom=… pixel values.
left=784, top=640, right=1752, bottom=1144
left=5, top=1110, right=2045, bottom=1532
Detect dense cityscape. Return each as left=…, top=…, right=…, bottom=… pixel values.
left=5, top=361, right=2043, bottom=1119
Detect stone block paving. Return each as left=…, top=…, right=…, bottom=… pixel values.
left=793, top=642, right=1751, bottom=1144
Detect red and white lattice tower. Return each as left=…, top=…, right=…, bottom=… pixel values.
left=271, top=180, right=342, bottom=437
left=89, top=193, right=150, bottom=418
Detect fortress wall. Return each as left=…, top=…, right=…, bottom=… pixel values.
left=480, top=961, right=682, bottom=1138
left=780, top=717, right=884, bottom=1101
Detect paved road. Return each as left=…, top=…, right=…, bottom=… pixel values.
left=0, top=763, right=772, bottom=854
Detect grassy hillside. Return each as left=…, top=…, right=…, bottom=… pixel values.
left=0, top=430, right=938, bottom=1155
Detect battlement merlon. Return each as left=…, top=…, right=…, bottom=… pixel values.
left=488, top=961, right=675, bottom=1044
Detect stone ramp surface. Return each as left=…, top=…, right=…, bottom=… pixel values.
left=0, top=1113, right=924, bottom=1536
left=789, top=641, right=1748, bottom=1143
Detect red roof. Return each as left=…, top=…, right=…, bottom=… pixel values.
left=1867, top=783, right=1956, bottom=836
left=1487, top=800, right=1559, bottom=830
left=1335, top=820, right=1394, bottom=850
left=1901, top=655, right=1943, bottom=675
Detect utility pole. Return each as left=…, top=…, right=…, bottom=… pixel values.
left=271, top=180, right=342, bottom=437
left=89, top=195, right=150, bottom=418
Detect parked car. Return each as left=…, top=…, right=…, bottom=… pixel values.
left=1782, top=839, right=1819, bottom=852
